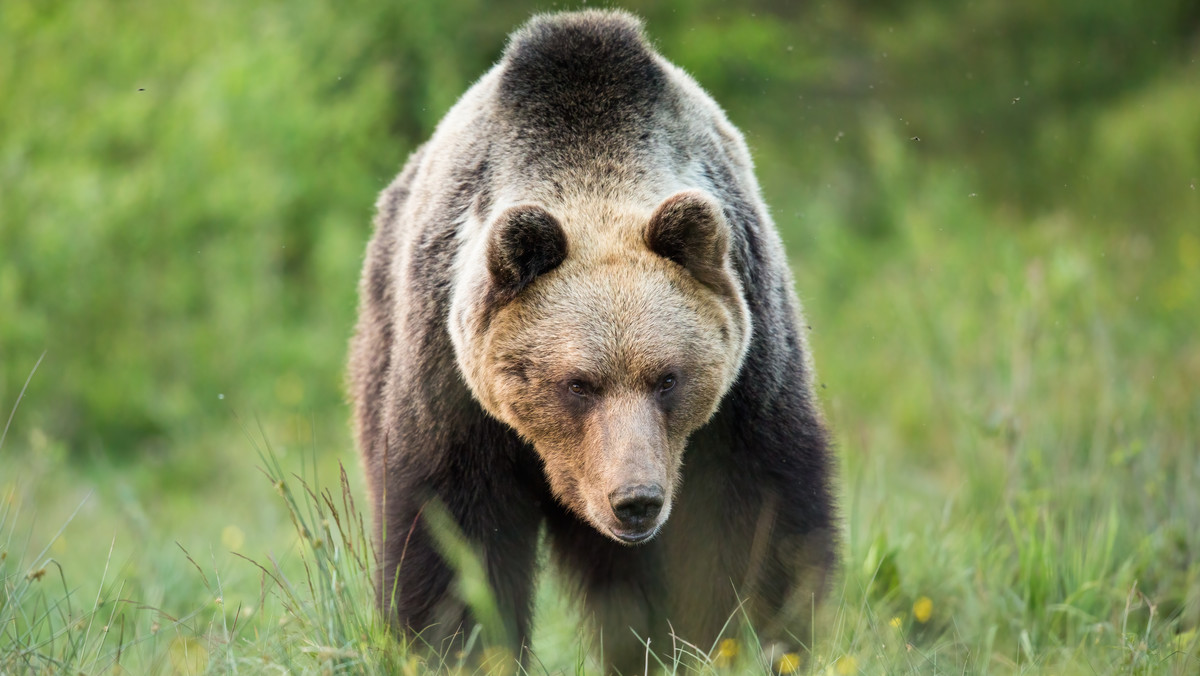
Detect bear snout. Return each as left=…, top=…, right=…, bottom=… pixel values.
left=608, top=483, right=665, bottom=541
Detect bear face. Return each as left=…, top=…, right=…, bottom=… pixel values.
left=450, top=190, right=752, bottom=544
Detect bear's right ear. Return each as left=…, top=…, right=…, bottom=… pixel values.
left=486, top=204, right=569, bottom=302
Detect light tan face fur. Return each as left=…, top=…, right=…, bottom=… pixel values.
left=451, top=192, right=751, bottom=544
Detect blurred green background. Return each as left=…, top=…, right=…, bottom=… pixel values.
left=2, top=0, right=1198, bottom=673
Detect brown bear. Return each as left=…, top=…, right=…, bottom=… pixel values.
left=348, top=9, right=836, bottom=673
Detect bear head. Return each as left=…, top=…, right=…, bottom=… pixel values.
left=450, top=190, right=752, bottom=544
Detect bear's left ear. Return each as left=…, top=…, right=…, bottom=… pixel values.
left=486, top=204, right=569, bottom=302
left=644, top=190, right=731, bottom=289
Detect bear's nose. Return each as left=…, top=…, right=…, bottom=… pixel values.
left=609, top=484, right=664, bottom=530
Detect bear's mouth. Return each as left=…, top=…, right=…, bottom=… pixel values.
left=610, top=525, right=660, bottom=545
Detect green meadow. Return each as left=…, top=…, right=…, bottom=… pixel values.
left=2, top=0, right=1197, bottom=673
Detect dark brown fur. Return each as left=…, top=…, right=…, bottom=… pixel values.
left=349, top=10, right=836, bottom=673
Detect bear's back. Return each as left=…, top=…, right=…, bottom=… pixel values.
left=497, top=11, right=667, bottom=141
left=401, top=11, right=756, bottom=217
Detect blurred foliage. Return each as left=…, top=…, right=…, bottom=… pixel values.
left=1, top=0, right=1197, bottom=456
left=2, top=1, right=1200, bottom=672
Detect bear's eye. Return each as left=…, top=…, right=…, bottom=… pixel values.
left=568, top=381, right=588, bottom=397
left=659, top=375, right=677, bottom=393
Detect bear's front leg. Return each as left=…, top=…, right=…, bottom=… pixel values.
left=748, top=508, right=836, bottom=673
left=717, top=386, right=838, bottom=671
left=376, top=428, right=546, bottom=667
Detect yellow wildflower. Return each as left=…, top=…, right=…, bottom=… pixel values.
left=835, top=655, right=858, bottom=674
left=221, top=525, right=245, bottom=551
left=480, top=646, right=516, bottom=676
left=889, top=615, right=903, bottom=628
left=913, top=596, right=933, bottom=623
left=713, top=638, right=739, bottom=666
left=776, top=652, right=801, bottom=675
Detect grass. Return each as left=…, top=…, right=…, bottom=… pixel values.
left=3, top=162, right=1197, bottom=672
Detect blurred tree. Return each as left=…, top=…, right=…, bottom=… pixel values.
left=0, top=0, right=1195, bottom=457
